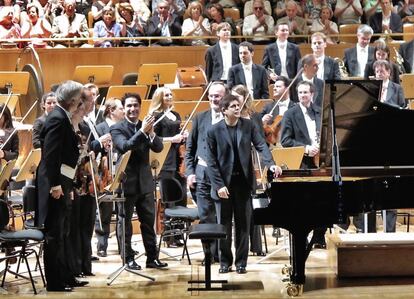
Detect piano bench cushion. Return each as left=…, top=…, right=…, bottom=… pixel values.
left=188, top=224, right=227, bottom=240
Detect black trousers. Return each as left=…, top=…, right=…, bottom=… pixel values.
left=216, top=175, right=251, bottom=268
left=43, top=177, right=73, bottom=289
left=95, top=201, right=114, bottom=252
left=79, top=194, right=96, bottom=273
left=117, top=192, right=157, bottom=262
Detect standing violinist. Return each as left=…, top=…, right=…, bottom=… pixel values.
left=0, top=103, right=19, bottom=164
left=149, top=87, right=188, bottom=248
left=94, top=98, right=124, bottom=258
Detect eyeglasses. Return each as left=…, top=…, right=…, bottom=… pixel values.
left=254, top=7, right=263, bottom=10
left=209, top=94, right=222, bottom=99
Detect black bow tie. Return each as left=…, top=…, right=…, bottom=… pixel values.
left=306, top=106, right=316, bottom=121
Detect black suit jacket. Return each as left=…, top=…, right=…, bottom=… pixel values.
left=290, top=77, right=325, bottom=109
left=384, top=81, right=407, bottom=108
left=32, top=113, right=47, bottom=149
left=399, top=39, right=414, bottom=73
left=323, top=56, right=342, bottom=80
left=146, top=13, right=182, bottom=45
left=262, top=42, right=302, bottom=79
left=206, top=118, right=274, bottom=199
left=110, top=118, right=163, bottom=195
left=185, top=109, right=214, bottom=181
left=205, top=42, right=240, bottom=82
left=369, top=12, right=402, bottom=38
left=364, top=61, right=401, bottom=84
left=344, top=46, right=375, bottom=77
left=280, top=104, right=321, bottom=169
left=227, top=63, right=269, bottom=99
left=36, top=106, right=80, bottom=226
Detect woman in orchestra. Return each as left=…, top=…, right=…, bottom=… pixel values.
left=32, top=92, right=57, bottom=149
left=230, top=85, right=267, bottom=256
left=0, top=103, right=19, bottom=163
left=149, top=86, right=188, bottom=248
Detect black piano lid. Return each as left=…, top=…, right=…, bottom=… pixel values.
left=319, top=80, right=414, bottom=170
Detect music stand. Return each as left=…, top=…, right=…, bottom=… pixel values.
left=0, top=160, right=17, bottom=197
left=106, top=85, right=149, bottom=100
left=137, top=63, right=177, bottom=99
left=12, top=149, right=41, bottom=183
left=0, top=72, right=30, bottom=95
left=171, top=87, right=203, bottom=101
left=72, top=65, right=114, bottom=85
left=105, top=150, right=156, bottom=285
left=0, top=95, right=19, bottom=114
left=271, top=146, right=305, bottom=170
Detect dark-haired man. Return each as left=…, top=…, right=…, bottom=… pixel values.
left=110, top=93, right=168, bottom=270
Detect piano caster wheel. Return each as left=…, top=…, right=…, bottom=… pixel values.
left=281, top=265, right=291, bottom=275
left=286, top=283, right=303, bottom=297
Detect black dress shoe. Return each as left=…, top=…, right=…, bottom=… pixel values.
left=46, top=285, right=73, bottom=292
left=236, top=266, right=247, bottom=274
left=91, top=255, right=99, bottom=261
left=126, top=260, right=141, bottom=270
left=97, top=250, right=107, bottom=257
left=75, top=273, right=85, bottom=278
left=82, top=271, right=95, bottom=276
left=252, top=251, right=266, bottom=256
left=67, top=278, right=89, bottom=287
left=218, top=266, right=232, bottom=273
left=313, top=243, right=327, bottom=249
left=146, top=259, right=168, bottom=269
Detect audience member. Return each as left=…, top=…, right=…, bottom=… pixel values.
left=243, top=0, right=274, bottom=44
left=93, top=6, right=121, bottom=47
left=334, top=0, right=363, bottom=25
left=310, top=5, right=338, bottom=44
left=369, top=0, right=402, bottom=39
left=277, top=0, right=309, bottom=43
left=118, top=2, right=147, bottom=46
left=182, top=1, right=211, bottom=46
left=244, top=0, right=271, bottom=17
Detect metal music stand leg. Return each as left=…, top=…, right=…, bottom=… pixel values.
left=255, top=228, right=290, bottom=264
left=107, top=195, right=155, bottom=285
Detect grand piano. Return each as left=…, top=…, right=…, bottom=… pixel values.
left=253, top=80, right=414, bottom=296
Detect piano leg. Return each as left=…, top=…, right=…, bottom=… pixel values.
left=286, top=227, right=312, bottom=296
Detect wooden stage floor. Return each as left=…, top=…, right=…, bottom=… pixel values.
left=2, top=225, right=414, bottom=299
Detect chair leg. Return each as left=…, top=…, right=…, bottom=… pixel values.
left=33, top=248, right=46, bottom=286
left=1, top=259, right=9, bottom=288
left=22, top=255, right=37, bottom=295
left=181, top=232, right=191, bottom=265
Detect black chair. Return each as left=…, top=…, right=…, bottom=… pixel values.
left=156, top=177, right=198, bottom=264
left=187, top=223, right=227, bottom=291
left=0, top=199, right=45, bottom=294
left=122, top=73, right=138, bottom=85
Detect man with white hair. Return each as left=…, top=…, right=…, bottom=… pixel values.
left=242, top=0, right=274, bottom=44
left=343, top=24, right=375, bottom=77
left=51, top=0, right=90, bottom=47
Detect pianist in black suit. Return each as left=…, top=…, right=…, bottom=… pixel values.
left=280, top=81, right=327, bottom=248
left=110, top=93, right=168, bottom=270
left=206, top=94, right=281, bottom=274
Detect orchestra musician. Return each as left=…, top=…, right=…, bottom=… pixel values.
left=149, top=86, right=188, bottom=248
left=185, top=81, right=228, bottom=264
left=35, top=80, right=84, bottom=292
left=280, top=81, right=326, bottom=248
left=94, top=98, right=125, bottom=258
left=0, top=103, right=19, bottom=163
left=32, top=92, right=57, bottom=149
left=110, top=92, right=168, bottom=270
left=206, top=94, right=281, bottom=274
left=310, top=32, right=341, bottom=81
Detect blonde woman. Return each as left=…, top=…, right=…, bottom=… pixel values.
left=181, top=1, right=211, bottom=45
left=149, top=87, right=188, bottom=247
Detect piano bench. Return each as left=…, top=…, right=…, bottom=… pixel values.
left=328, top=233, right=414, bottom=278
left=187, top=224, right=228, bottom=291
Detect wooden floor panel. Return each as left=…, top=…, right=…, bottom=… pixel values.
left=2, top=226, right=414, bottom=298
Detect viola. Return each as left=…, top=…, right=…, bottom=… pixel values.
left=263, top=115, right=283, bottom=145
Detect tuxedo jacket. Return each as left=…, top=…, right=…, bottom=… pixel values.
left=322, top=56, right=342, bottom=80
left=227, top=63, right=269, bottom=99
left=206, top=118, right=274, bottom=199
left=344, top=46, right=375, bottom=77
left=36, top=106, right=80, bottom=226
left=399, top=39, right=414, bottom=73
left=369, top=12, right=402, bottom=37
left=205, top=42, right=240, bottom=82
left=262, top=42, right=301, bottom=79
left=290, top=77, right=325, bottom=109
left=110, top=118, right=163, bottom=195
left=185, top=109, right=215, bottom=181
left=383, top=81, right=407, bottom=108
left=32, top=113, right=47, bottom=149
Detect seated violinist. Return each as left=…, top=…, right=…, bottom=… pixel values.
left=0, top=103, right=19, bottom=164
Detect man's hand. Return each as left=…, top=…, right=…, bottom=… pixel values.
left=51, top=186, right=64, bottom=199
left=142, top=115, right=155, bottom=133
left=262, top=114, right=273, bottom=125
left=217, top=186, right=229, bottom=199
left=269, top=165, right=283, bottom=177
left=187, top=174, right=196, bottom=189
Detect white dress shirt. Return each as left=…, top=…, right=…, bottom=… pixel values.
left=356, top=44, right=369, bottom=77
left=219, top=40, right=233, bottom=80
left=299, top=103, right=318, bottom=146
left=242, top=62, right=254, bottom=97
left=316, top=55, right=325, bottom=80
left=277, top=40, right=288, bottom=77
left=381, top=79, right=389, bottom=102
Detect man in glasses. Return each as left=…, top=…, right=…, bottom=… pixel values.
left=242, top=0, right=274, bottom=44
left=185, top=81, right=228, bottom=263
